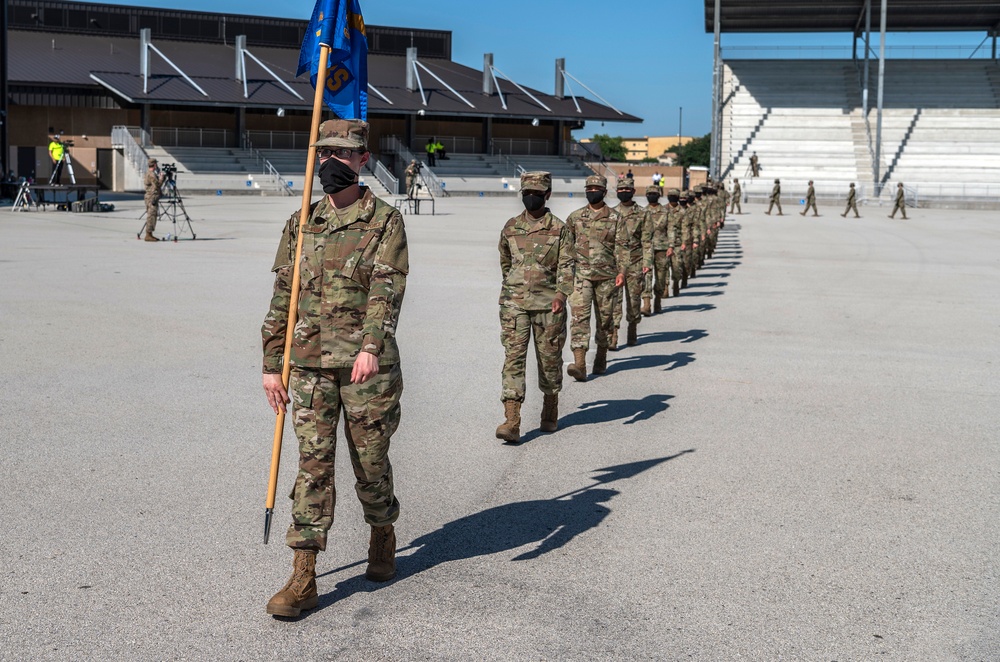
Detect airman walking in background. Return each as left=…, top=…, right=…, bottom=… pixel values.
left=766, top=178, right=783, bottom=215
left=841, top=183, right=860, bottom=218
left=889, top=182, right=908, bottom=219
left=801, top=180, right=819, bottom=217
left=730, top=178, right=742, bottom=214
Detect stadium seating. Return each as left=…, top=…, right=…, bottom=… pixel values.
left=721, top=59, right=1000, bottom=202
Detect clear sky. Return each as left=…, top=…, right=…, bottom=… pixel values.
left=104, top=0, right=989, bottom=141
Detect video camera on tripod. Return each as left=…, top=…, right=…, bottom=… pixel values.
left=160, top=163, right=178, bottom=182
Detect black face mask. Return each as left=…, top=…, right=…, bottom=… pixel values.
left=617, top=192, right=634, bottom=203
left=586, top=191, right=605, bottom=205
left=319, top=157, right=359, bottom=195
left=667, top=196, right=680, bottom=205
left=522, top=193, right=546, bottom=213
left=646, top=194, right=660, bottom=205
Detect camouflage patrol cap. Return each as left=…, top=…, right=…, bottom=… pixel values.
left=312, top=119, right=369, bottom=151
left=520, top=171, right=552, bottom=193
left=693, top=184, right=704, bottom=193
left=645, top=185, right=660, bottom=195
left=147, top=158, right=157, bottom=166
left=617, top=177, right=635, bottom=190
left=667, top=188, right=681, bottom=197
left=684, top=190, right=695, bottom=198
left=585, top=174, right=607, bottom=189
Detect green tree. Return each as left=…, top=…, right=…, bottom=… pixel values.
left=591, top=134, right=627, bottom=162
left=667, top=133, right=711, bottom=168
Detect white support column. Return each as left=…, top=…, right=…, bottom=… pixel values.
left=140, top=28, right=150, bottom=94
left=710, top=0, right=721, bottom=179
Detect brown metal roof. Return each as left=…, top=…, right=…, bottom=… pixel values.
left=9, top=30, right=640, bottom=123
left=705, top=0, right=1000, bottom=33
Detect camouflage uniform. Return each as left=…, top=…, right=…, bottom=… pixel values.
left=404, top=161, right=419, bottom=199
left=566, top=175, right=625, bottom=352
left=666, top=190, right=687, bottom=293
left=766, top=179, right=783, bottom=215
left=889, top=183, right=907, bottom=219
left=262, top=167, right=409, bottom=551
left=498, top=173, right=574, bottom=403
left=801, top=182, right=818, bottom=216
left=680, top=192, right=697, bottom=283
left=647, top=186, right=672, bottom=300
left=730, top=179, right=742, bottom=214
left=842, top=184, right=860, bottom=218
left=612, top=178, right=653, bottom=328
left=692, top=187, right=707, bottom=270
left=143, top=159, right=164, bottom=236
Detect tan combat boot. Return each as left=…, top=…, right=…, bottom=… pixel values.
left=627, top=322, right=638, bottom=346
left=144, top=232, right=160, bottom=242
left=608, top=328, right=619, bottom=352
left=495, top=400, right=522, bottom=442
left=641, top=297, right=651, bottom=317
left=592, top=346, right=608, bottom=375
left=266, top=549, right=319, bottom=618
left=540, top=394, right=558, bottom=433
left=366, top=524, right=396, bottom=582
left=653, top=295, right=662, bottom=314
left=567, top=349, right=588, bottom=382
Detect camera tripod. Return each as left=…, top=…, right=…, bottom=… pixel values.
left=136, top=177, right=196, bottom=241
left=49, top=148, right=77, bottom=186
left=11, top=181, right=38, bottom=211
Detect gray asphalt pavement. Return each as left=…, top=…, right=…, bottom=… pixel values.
left=1, top=194, right=997, bottom=660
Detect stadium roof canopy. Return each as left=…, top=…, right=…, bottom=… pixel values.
left=705, top=0, right=1000, bottom=33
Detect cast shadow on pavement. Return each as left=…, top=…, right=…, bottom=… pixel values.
left=663, top=303, right=716, bottom=313
left=638, top=329, right=708, bottom=344
left=675, top=289, right=726, bottom=297
left=684, top=281, right=729, bottom=289
left=306, top=452, right=696, bottom=615
left=604, top=352, right=695, bottom=376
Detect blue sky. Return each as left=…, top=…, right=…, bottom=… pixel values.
left=110, top=0, right=990, bottom=140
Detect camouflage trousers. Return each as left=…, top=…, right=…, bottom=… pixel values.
left=730, top=197, right=741, bottom=214
left=843, top=200, right=859, bottom=217
left=890, top=201, right=907, bottom=218
left=803, top=200, right=818, bottom=215
left=673, top=249, right=688, bottom=287
left=569, top=277, right=617, bottom=351
left=767, top=198, right=783, bottom=214
left=499, top=306, right=567, bottom=402
left=613, top=264, right=644, bottom=328
left=144, top=196, right=160, bottom=233
left=286, top=364, right=402, bottom=551
left=652, top=250, right=673, bottom=298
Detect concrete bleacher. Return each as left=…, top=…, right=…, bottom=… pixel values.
left=427, top=152, right=592, bottom=193
left=721, top=59, right=1000, bottom=204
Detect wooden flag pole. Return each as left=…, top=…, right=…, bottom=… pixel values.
left=264, top=44, right=332, bottom=544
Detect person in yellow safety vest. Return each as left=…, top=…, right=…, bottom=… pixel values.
left=425, top=138, right=436, bottom=167
left=434, top=139, right=447, bottom=161
left=48, top=134, right=66, bottom=185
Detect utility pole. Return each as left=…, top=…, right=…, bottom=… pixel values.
left=1, top=0, right=9, bottom=179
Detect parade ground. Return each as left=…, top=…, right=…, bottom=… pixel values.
left=1, top=194, right=997, bottom=660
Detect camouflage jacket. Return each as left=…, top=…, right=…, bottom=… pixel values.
left=667, top=203, right=685, bottom=247
left=847, top=188, right=856, bottom=204
left=680, top=205, right=695, bottom=245
left=616, top=201, right=653, bottom=269
left=895, top=188, right=905, bottom=204
left=691, top=200, right=705, bottom=238
left=498, top=209, right=575, bottom=311
left=806, top=186, right=815, bottom=203
left=732, top=182, right=741, bottom=197
left=770, top=184, right=781, bottom=201
left=565, top=204, right=626, bottom=282
left=144, top=171, right=163, bottom=200
left=261, top=188, right=409, bottom=373
left=647, top=202, right=671, bottom=251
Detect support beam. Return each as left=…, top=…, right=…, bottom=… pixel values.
left=483, top=53, right=494, bottom=95
left=405, top=47, right=417, bottom=92
left=555, top=58, right=565, bottom=99
left=482, top=117, right=492, bottom=156
left=710, top=0, right=721, bottom=179
left=863, top=0, right=871, bottom=116
left=874, top=0, right=887, bottom=195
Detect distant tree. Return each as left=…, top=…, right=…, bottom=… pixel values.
left=591, top=134, right=627, bottom=162
left=667, top=133, right=711, bottom=168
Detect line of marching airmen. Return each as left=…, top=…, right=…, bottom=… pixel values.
left=496, top=171, right=729, bottom=443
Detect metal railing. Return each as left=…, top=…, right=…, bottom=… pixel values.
left=151, top=127, right=231, bottom=148
left=371, top=159, right=398, bottom=195
left=242, top=132, right=295, bottom=196
left=244, top=130, right=312, bottom=151
left=722, top=45, right=997, bottom=60
left=490, top=138, right=553, bottom=156
left=112, top=125, right=150, bottom=175
left=414, top=135, right=482, bottom=155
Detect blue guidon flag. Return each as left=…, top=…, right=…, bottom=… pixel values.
left=297, top=0, right=368, bottom=121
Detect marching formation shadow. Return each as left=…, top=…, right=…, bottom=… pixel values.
left=307, top=452, right=695, bottom=615
left=604, top=352, right=695, bottom=376
left=638, top=329, right=708, bottom=345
